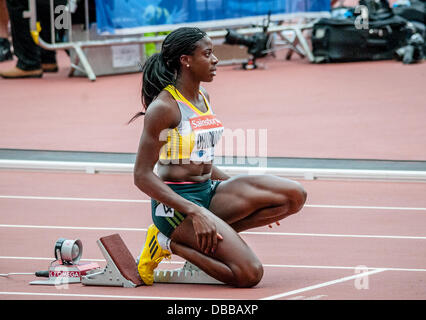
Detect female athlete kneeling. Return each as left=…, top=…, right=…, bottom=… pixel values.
left=131, top=27, right=307, bottom=288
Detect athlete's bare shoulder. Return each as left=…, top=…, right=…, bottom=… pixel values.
left=144, top=90, right=181, bottom=129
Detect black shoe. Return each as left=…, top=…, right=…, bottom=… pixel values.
left=0, top=38, right=13, bottom=62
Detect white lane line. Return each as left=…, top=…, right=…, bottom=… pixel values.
left=2, top=256, right=426, bottom=272
left=0, top=291, right=224, bottom=300
left=261, top=268, right=386, bottom=300
left=262, top=264, right=426, bottom=272
left=1, top=195, right=426, bottom=211
left=1, top=224, right=425, bottom=240
left=287, top=295, right=328, bottom=300
left=286, top=295, right=305, bottom=300
left=0, top=195, right=150, bottom=203
left=304, top=295, right=328, bottom=300
left=0, top=256, right=107, bottom=262
left=0, top=224, right=146, bottom=232
left=242, top=231, right=426, bottom=240
left=305, top=204, right=426, bottom=211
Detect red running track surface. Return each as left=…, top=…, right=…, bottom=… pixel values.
left=1, top=20, right=425, bottom=300
left=0, top=51, right=425, bottom=161
left=1, top=171, right=425, bottom=300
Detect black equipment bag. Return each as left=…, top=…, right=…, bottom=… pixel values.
left=392, top=0, right=426, bottom=24
left=312, top=15, right=409, bottom=62
left=359, top=0, right=394, bottom=21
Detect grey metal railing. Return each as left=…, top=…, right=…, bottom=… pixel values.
left=23, top=0, right=329, bottom=81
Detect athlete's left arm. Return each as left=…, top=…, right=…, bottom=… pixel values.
left=211, top=165, right=231, bottom=181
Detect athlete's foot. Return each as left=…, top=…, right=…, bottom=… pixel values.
left=137, top=224, right=171, bottom=285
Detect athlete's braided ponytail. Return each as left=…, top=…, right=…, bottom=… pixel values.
left=128, top=27, right=207, bottom=123
left=141, top=52, right=175, bottom=108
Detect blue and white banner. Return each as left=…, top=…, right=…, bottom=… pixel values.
left=95, top=0, right=330, bottom=34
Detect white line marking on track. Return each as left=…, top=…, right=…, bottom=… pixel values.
left=1, top=256, right=426, bottom=272
left=262, top=264, right=426, bottom=272
left=304, top=295, right=328, bottom=300
left=0, top=224, right=146, bottom=232
left=0, top=224, right=426, bottom=240
left=0, top=195, right=150, bottom=203
left=0, top=291, right=225, bottom=300
left=1, top=224, right=425, bottom=239
left=287, top=295, right=305, bottom=300
left=0, top=256, right=106, bottom=262
left=305, top=204, right=426, bottom=211
left=287, top=295, right=327, bottom=300
left=242, top=231, right=426, bottom=240
left=261, top=268, right=386, bottom=300
left=1, top=195, right=426, bottom=211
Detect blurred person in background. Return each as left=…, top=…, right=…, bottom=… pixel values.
left=0, top=0, right=12, bottom=62
left=1, top=0, right=66, bottom=79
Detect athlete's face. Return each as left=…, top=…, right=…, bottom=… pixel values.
left=188, top=36, right=219, bottom=82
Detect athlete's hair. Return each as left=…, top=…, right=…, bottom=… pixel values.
left=128, top=27, right=207, bottom=123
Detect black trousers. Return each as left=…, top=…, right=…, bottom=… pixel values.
left=6, top=0, right=66, bottom=70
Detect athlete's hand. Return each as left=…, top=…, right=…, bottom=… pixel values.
left=191, top=208, right=223, bottom=255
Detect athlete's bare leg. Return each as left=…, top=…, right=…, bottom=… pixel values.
left=169, top=175, right=306, bottom=287
left=170, top=213, right=263, bottom=288
left=209, top=175, right=307, bottom=232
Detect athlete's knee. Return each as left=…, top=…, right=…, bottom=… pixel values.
left=233, top=259, right=264, bottom=288
left=288, top=181, right=307, bottom=214
left=297, top=182, right=308, bottom=205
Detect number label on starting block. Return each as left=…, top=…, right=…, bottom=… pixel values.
left=155, top=203, right=175, bottom=218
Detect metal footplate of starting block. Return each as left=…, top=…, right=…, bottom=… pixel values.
left=81, top=234, right=143, bottom=288
left=81, top=233, right=224, bottom=287
left=154, top=261, right=224, bottom=285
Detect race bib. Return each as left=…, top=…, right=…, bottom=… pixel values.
left=189, top=115, right=224, bottom=162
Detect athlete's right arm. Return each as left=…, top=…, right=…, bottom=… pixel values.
left=133, top=98, right=222, bottom=254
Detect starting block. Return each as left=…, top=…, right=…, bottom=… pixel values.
left=82, top=234, right=143, bottom=287
left=81, top=233, right=223, bottom=287
left=154, top=261, right=223, bottom=285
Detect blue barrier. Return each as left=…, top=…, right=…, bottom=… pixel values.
left=95, top=0, right=330, bottom=34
